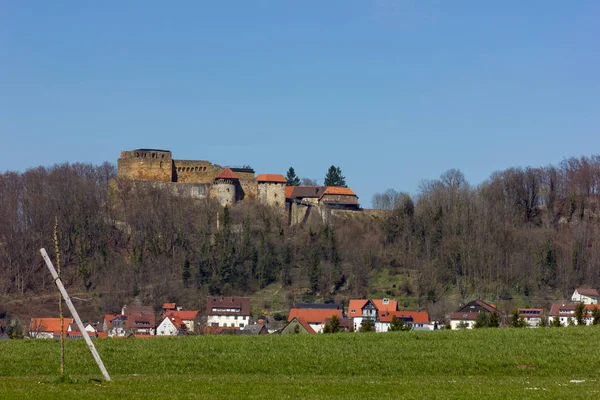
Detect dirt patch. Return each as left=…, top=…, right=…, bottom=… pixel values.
left=517, top=364, right=536, bottom=369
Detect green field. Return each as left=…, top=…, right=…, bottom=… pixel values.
left=1, top=328, right=600, bottom=399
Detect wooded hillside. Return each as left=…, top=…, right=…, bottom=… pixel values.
left=1, top=155, right=599, bottom=319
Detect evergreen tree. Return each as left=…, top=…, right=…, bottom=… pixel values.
left=182, top=259, right=191, bottom=288
left=324, top=165, right=347, bottom=187
left=551, top=315, right=562, bottom=327
left=473, top=311, right=487, bottom=328
left=360, top=318, right=375, bottom=332
left=285, top=167, right=301, bottom=186
left=510, top=309, right=521, bottom=328
left=488, top=311, right=500, bottom=327
left=323, top=315, right=341, bottom=333
left=389, top=316, right=412, bottom=332
left=592, top=306, right=600, bottom=325
left=539, top=315, right=547, bottom=327
left=567, top=317, right=576, bottom=327
left=574, top=302, right=586, bottom=326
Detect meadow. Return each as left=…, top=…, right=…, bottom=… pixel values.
left=1, top=328, right=600, bottom=399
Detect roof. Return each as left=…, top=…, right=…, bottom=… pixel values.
left=575, top=288, right=600, bottom=297
left=288, top=186, right=327, bottom=199
left=287, top=308, right=343, bottom=324
left=242, top=324, right=268, bottom=334
left=320, top=187, right=357, bottom=197
left=285, top=186, right=295, bottom=199
left=165, top=310, right=198, bottom=321
left=206, top=296, right=251, bottom=316
left=256, top=174, right=286, bottom=183
left=163, top=303, right=177, bottom=310
left=372, top=299, right=398, bottom=314
left=548, top=303, right=597, bottom=316
left=379, top=311, right=429, bottom=324
left=295, top=303, right=344, bottom=311
left=30, top=318, right=74, bottom=337
left=457, top=299, right=497, bottom=314
left=450, top=312, right=480, bottom=321
left=215, top=168, right=240, bottom=180
left=161, top=315, right=186, bottom=330
left=348, top=300, right=369, bottom=318
left=284, top=317, right=316, bottom=334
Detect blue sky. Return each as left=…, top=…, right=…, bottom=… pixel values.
left=1, top=1, right=599, bottom=206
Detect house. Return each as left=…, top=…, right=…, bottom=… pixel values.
left=280, top=317, right=316, bottom=334
left=156, top=315, right=187, bottom=336
left=206, top=296, right=251, bottom=329
left=241, top=324, right=269, bottom=335
left=287, top=308, right=343, bottom=333
left=323, top=316, right=354, bottom=332
left=162, top=303, right=180, bottom=312
left=29, top=318, right=73, bottom=339
left=163, top=309, right=199, bottom=332
left=571, top=288, right=599, bottom=304
left=348, top=298, right=398, bottom=332
left=378, top=311, right=431, bottom=331
left=66, top=322, right=97, bottom=338
left=518, top=308, right=544, bottom=328
left=449, top=299, right=498, bottom=330
left=104, top=305, right=156, bottom=337
left=548, top=303, right=597, bottom=326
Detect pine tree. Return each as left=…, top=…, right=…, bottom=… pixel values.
left=285, top=167, right=301, bottom=186
left=360, top=318, right=375, bottom=332
left=473, top=311, right=487, bottom=328
left=323, top=315, right=341, bottom=333
left=510, top=309, right=521, bottom=328
left=389, top=316, right=412, bottom=331
left=551, top=315, right=562, bottom=327
left=574, top=302, right=586, bottom=325
left=592, top=306, right=600, bottom=325
left=324, top=165, right=347, bottom=187
left=488, top=311, right=500, bottom=327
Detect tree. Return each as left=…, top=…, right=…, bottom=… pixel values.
left=473, top=311, right=487, bottom=328
left=539, top=315, right=547, bottom=327
left=359, top=318, right=375, bottom=332
left=510, top=309, right=525, bottom=328
left=488, top=311, right=500, bottom=327
left=324, top=166, right=347, bottom=187
left=574, top=302, right=586, bottom=326
left=389, top=316, right=412, bottom=332
left=285, top=167, right=301, bottom=186
left=323, top=315, right=341, bottom=333
left=567, top=317, right=576, bottom=327
left=301, top=178, right=318, bottom=186
left=592, top=306, right=600, bottom=325
left=551, top=316, right=562, bottom=327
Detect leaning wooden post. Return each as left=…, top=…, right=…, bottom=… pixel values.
left=40, top=248, right=111, bottom=382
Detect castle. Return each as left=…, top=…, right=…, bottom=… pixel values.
left=117, top=148, right=361, bottom=223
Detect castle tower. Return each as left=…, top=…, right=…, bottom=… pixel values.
left=214, top=168, right=239, bottom=207
left=256, top=174, right=287, bottom=213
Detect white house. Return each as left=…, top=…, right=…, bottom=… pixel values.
left=378, top=311, right=432, bottom=332
left=287, top=308, right=343, bottom=333
left=548, top=303, right=597, bottom=326
left=206, top=296, right=251, bottom=329
left=29, top=318, right=73, bottom=339
left=156, top=315, right=186, bottom=336
left=449, top=299, right=498, bottom=330
left=571, top=288, right=599, bottom=305
left=518, top=308, right=543, bottom=328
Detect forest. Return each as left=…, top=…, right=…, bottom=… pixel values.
left=1, top=155, right=599, bottom=320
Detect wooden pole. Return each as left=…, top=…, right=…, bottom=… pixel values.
left=53, top=218, right=64, bottom=376
left=40, top=248, right=111, bottom=382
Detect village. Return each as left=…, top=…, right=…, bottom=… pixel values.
left=4, top=287, right=598, bottom=340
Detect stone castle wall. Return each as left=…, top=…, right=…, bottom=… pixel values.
left=173, top=160, right=222, bottom=184
left=118, top=150, right=173, bottom=182
left=258, top=182, right=286, bottom=213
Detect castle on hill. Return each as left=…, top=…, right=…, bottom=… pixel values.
left=117, top=148, right=361, bottom=223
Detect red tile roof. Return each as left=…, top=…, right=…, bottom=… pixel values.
left=575, top=288, right=599, bottom=297
left=285, top=186, right=295, bottom=199
left=30, top=318, right=74, bottom=337
left=287, top=308, right=343, bottom=324
left=450, top=312, right=479, bottom=321
left=163, top=303, right=177, bottom=310
left=165, top=310, right=198, bottom=321
left=321, top=187, right=357, bottom=197
left=372, top=299, right=398, bottom=314
left=256, top=174, right=287, bottom=183
left=348, top=300, right=369, bottom=318
left=216, top=168, right=240, bottom=180
left=548, top=303, right=598, bottom=317
left=379, top=311, right=429, bottom=324
left=162, top=315, right=186, bottom=330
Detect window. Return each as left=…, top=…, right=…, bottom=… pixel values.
left=230, top=323, right=234, bottom=327
left=235, top=316, right=238, bottom=320
left=240, top=324, right=245, bottom=328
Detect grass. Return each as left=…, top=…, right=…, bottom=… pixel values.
left=1, top=327, right=600, bottom=398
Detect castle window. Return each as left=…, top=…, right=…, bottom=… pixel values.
left=195, top=167, right=199, bottom=172
left=136, top=152, right=140, bottom=157
left=162, top=154, right=165, bottom=159
left=152, top=153, right=156, bottom=159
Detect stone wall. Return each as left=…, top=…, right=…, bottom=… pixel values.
left=258, top=182, right=286, bottom=213
left=320, top=194, right=359, bottom=205
left=214, top=182, right=236, bottom=207
left=118, top=150, right=173, bottom=182
left=173, top=160, right=222, bottom=184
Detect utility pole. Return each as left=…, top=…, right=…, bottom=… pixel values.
left=40, top=248, right=111, bottom=382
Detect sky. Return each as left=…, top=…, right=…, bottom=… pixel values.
left=1, top=1, right=599, bottom=206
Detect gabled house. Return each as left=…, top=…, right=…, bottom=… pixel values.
left=548, top=303, right=597, bottom=326
left=104, top=305, right=156, bottom=337
left=449, top=299, right=498, bottom=330
left=571, top=288, right=599, bottom=305
left=349, top=298, right=397, bottom=332
left=280, top=317, right=316, bottom=334
left=66, top=322, right=97, bottom=338
left=206, top=296, right=251, bottom=329
left=29, top=318, right=73, bottom=339
left=241, top=324, right=269, bottom=335
left=378, top=311, right=431, bottom=331
left=287, top=308, right=343, bottom=333
left=156, top=315, right=187, bottom=336
left=518, top=308, right=544, bottom=328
